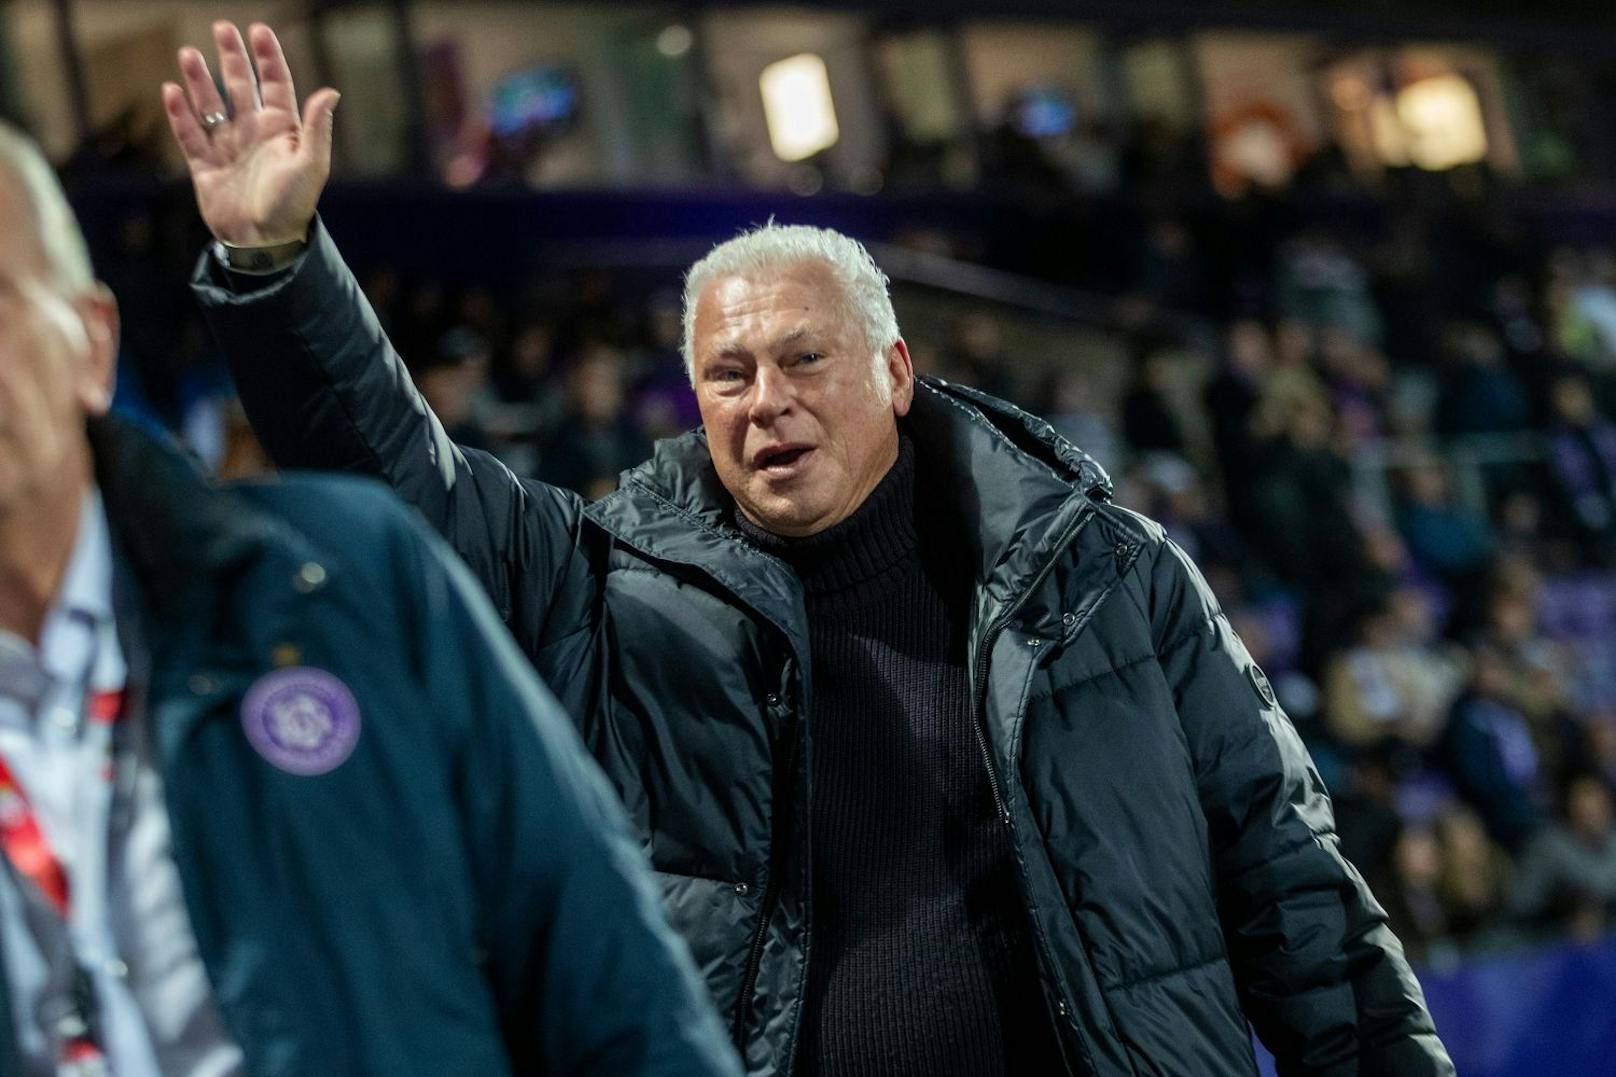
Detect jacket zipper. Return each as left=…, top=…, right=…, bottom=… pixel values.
left=732, top=879, right=779, bottom=1047
left=976, top=507, right=1126, bottom=1077
left=732, top=503, right=1102, bottom=1049
left=971, top=684, right=1011, bottom=822
left=970, top=505, right=1096, bottom=823
left=733, top=678, right=804, bottom=1049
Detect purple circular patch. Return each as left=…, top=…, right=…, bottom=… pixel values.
left=240, top=667, right=361, bottom=776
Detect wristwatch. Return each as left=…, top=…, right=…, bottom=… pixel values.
left=214, top=236, right=308, bottom=275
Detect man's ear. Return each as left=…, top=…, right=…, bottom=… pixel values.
left=888, top=338, right=915, bottom=417
left=75, top=284, right=119, bottom=417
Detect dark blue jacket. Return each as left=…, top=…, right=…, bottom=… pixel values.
left=0, top=418, right=740, bottom=1077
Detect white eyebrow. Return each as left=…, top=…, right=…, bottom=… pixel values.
left=713, top=326, right=815, bottom=363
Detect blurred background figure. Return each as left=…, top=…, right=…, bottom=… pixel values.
left=415, top=326, right=495, bottom=451
left=1545, top=373, right=1616, bottom=564
left=540, top=345, right=649, bottom=500
left=1509, top=772, right=1616, bottom=942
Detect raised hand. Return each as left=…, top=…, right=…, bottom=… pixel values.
left=161, top=21, right=339, bottom=247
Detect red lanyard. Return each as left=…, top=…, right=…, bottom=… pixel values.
left=0, top=687, right=125, bottom=1072
left=0, top=688, right=125, bottom=916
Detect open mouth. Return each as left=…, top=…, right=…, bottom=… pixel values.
left=753, top=444, right=814, bottom=474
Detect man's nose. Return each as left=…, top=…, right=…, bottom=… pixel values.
left=749, top=367, right=792, bottom=426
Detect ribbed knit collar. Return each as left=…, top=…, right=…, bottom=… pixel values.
left=735, top=437, right=918, bottom=605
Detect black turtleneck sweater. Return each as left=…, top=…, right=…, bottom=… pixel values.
left=736, top=439, right=1062, bottom=1077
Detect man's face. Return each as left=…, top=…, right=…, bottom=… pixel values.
left=691, top=262, right=913, bottom=537
left=0, top=175, right=117, bottom=519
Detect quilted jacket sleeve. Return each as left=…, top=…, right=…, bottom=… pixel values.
left=191, top=219, right=594, bottom=659
left=1147, top=537, right=1454, bottom=1077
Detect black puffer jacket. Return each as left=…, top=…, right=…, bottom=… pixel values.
left=194, top=223, right=1453, bottom=1077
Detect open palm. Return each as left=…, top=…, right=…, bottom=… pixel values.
left=161, top=22, right=339, bottom=247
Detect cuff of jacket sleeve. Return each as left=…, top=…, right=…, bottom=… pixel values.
left=189, top=215, right=328, bottom=308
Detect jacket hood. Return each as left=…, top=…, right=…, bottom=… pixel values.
left=926, top=379, right=1111, bottom=502
left=605, top=377, right=1109, bottom=524
left=900, top=379, right=1112, bottom=627
left=612, top=378, right=1109, bottom=507
left=88, top=414, right=309, bottom=628
left=587, top=378, right=1114, bottom=639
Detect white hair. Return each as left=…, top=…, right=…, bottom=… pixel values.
left=681, top=221, right=900, bottom=384
left=0, top=121, right=95, bottom=294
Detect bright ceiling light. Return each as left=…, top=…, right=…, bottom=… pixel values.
left=1396, top=74, right=1488, bottom=171
left=760, top=53, right=839, bottom=163
left=656, top=24, right=693, bottom=59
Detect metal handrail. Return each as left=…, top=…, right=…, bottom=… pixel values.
left=528, top=234, right=1211, bottom=339
left=1351, top=432, right=1547, bottom=519
left=867, top=242, right=1215, bottom=341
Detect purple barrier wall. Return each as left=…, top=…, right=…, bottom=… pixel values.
left=1255, top=936, right=1616, bottom=1076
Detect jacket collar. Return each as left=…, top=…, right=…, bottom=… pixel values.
left=87, top=415, right=306, bottom=632
left=903, top=379, right=1109, bottom=627
left=584, top=378, right=1112, bottom=641
left=584, top=423, right=810, bottom=660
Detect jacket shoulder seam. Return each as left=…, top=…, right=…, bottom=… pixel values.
left=1093, top=503, right=1158, bottom=545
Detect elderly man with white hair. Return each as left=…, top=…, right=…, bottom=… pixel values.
left=166, top=22, right=1453, bottom=1077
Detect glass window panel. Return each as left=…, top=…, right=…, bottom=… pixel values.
left=878, top=29, right=962, bottom=145
left=1318, top=43, right=1520, bottom=180
left=411, top=2, right=642, bottom=188
left=593, top=9, right=706, bottom=185
left=1119, top=38, right=1195, bottom=131
left=699, top=7, right=883, bottom=193
left=958, top=22, right=1110, bottom=132
left=874, top=26, right=976, bottom=189
left=64, top=2, right=316, bottom=174
left=1193, top=31, right=1325, bottom=194
left=322, top=4, right=410, bottom=176
left=3, top=0, right=76, bottom=161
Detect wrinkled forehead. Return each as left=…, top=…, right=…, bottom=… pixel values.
left=693, top=261, right=855, bottom=345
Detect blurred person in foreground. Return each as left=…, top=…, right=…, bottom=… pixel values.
left=165, top=23, right=1452, bottom=1076
left=0, top=121, right=736, bottom=1077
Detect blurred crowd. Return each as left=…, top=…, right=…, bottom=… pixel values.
left=1032, top=211, right=1616, bottom=967
left=92, top=147, right=1616, bottom=966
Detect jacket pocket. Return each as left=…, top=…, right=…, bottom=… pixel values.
left=1103, top=957, right=1258, bottom=1077
left=652, top=868, right=756, bottom=1015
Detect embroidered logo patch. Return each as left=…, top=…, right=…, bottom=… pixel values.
left=240, top=667, right=361, bottom=776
